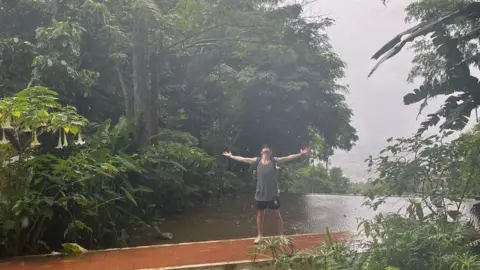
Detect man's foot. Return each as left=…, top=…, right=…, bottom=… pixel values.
left=253, top=235, right=263, bottom=244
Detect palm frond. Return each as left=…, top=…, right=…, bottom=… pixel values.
left=369, top=2, right=480, bottom=77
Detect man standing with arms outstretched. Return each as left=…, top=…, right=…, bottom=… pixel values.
left=223, top=144, right=309, bottom=244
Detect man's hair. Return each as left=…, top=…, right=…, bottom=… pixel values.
left=261, top=144, right=273, bottom=155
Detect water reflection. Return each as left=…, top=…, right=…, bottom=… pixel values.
left=130, top=194, right=477, bottom=246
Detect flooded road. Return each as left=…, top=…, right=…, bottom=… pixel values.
left=131, top=194, right=476, bottom=246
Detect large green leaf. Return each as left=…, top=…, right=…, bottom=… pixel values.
left=121, top=187, right=138, bottom=207
left=403, top=86, right=430, bottom=105
left=136, top=185, right=154, bottom=193
left=114, top=152, right=142, bottom=173
left=62, top=243, right=88, bottom=254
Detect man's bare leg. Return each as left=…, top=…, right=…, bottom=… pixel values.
left=254, top=210, right=265, bottom=244
left=273, top=209, right=284, bottom=235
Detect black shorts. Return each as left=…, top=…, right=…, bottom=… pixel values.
left=256, top=197, right=281, bottom=210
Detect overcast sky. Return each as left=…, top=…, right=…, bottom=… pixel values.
left=306, top=0, right=476, bottom=182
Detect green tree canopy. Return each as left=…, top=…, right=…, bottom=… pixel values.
left=0, top=0, right=357, bottom=159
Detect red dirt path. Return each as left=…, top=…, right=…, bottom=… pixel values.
left=0, top=232, right=349, bottom=270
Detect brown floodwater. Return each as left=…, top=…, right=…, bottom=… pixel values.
left=130, top=194, right=476, bottom=246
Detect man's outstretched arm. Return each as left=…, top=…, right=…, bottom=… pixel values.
left=276, top=148, right=310, bottom=164
left=223, top=151, right=256, bottom=164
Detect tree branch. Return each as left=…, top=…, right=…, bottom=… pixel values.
left=165, top=22, right=278, bottom=52
left=164, top=24, right=225, bottom=51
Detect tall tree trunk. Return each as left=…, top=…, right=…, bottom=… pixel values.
left=132, top=15, right=151, bottom=148
left=114, top=60, right=134, bottom=122
left=325, top=156, right=329, bottom=175
left=149, top=51, right=160, bottom=136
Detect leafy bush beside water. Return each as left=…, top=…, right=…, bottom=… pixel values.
left=0, top=91, right=217, bottom=255
left=258, top=214, right=480, bottom=270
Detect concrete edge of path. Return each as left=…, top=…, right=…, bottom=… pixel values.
left=0, top=232, right=352, bottom=270
left=157, top=259, right=272, bottom=270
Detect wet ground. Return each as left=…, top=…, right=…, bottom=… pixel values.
left=130, top=194, right=476, bottom=246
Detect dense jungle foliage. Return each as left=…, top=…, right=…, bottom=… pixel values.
left=255, top=0, right=480, bottom=269
left=0, top=0, right=359, bottom=257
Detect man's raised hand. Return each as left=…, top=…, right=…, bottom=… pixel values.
left=300, top=148, right=310, bottom=155
left=223, top=151, right=232, bottom=157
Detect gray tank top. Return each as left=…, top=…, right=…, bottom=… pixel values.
left=255, top=158, right=279, bottom=201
